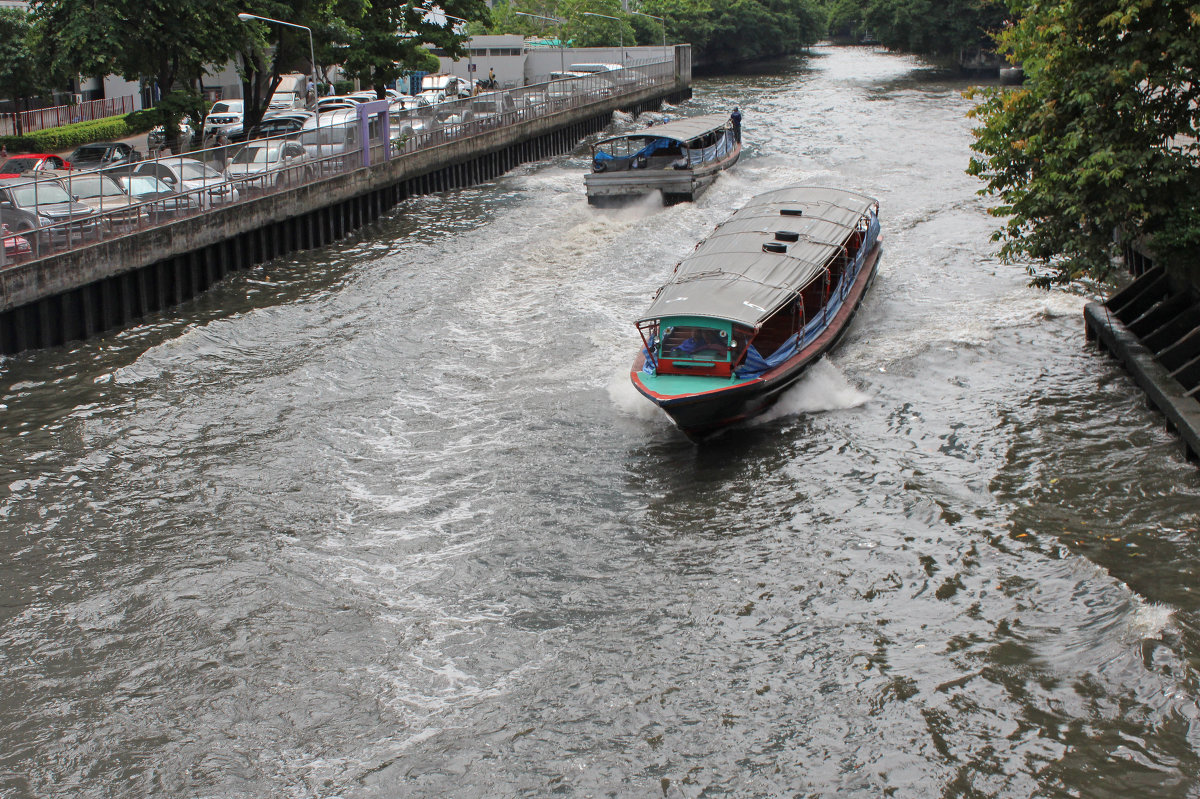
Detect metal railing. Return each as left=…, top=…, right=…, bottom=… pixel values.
left=0, top=60, right=676, bottom=268
left=0, top=96, right=137, bottom=136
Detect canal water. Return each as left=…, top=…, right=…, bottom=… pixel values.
left=2, top=46, right=1199, bottom=798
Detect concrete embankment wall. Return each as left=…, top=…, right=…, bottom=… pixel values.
left=0, top=80, right=690, bottom=354
left=1085, top=243, right=1200, bottom=463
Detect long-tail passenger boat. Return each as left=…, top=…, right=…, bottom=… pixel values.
left=585, top=113, right=741, bottom=206
left=630, top=185, right=882, bottom=439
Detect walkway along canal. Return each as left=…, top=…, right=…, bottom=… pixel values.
left=0, top=52, right=691, bottom=354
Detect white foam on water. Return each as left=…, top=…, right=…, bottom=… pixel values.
left=755, top=358, right=870, bottom=424
left=1128, top=598, right=1175, bottom=639
left=607, top=365, right=668, bottom=423
left=587, top=190, right=665, bottom=220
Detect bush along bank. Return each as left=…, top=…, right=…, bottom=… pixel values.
left=0, top=110, right=158, bottom=154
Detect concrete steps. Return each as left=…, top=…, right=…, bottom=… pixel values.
left=1085, top=265, right=1200, bottom=462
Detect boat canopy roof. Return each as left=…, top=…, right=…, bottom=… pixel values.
left=638, top=186, right=879, bottom=328
left=594, top=113, right=732, bottom=148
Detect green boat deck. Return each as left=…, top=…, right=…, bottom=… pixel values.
left=637, top=370, right=756, bottom=397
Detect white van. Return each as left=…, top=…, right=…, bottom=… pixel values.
left=570, top=63, right=631, bottom=91
left=298, top=107, right=393, bottom=161
left=269, top=73, right=310, bottom=111
left=298, top=109, right=356, bottom=160
left=418, top=74, right=469, bottom=103
left=569, top=63, right=623, bottom=74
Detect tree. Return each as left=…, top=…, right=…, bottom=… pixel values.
left=29, top=0, right=241, bottom=150
left=0, top=9, right=57, bottom=136
left=234, top=1, right=353, bottom=139
left=861, top=0, right=1008, bottom=57
left=967, top=0, right=1200, bottom=286
left=558, top=0, right=636, bottom=49
left=333, top=0, right=489, bottom=99
left=637, top=0, right=717, bottom=55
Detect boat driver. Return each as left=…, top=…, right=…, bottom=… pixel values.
left=672, top=328, right=727, bottom=356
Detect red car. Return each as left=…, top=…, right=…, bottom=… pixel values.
left=0, top=154, right=71, bottom=179
left=1, top=223, right=32, bottom=264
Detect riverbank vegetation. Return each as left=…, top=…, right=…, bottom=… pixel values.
left=482, top=0, right=824, bottom=65
left=821, top=0, right=1008, bottom=58
left=967, top=0, right=1200, bottom=286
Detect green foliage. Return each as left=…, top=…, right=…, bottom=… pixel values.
left=811, top=0, right=1007, bottom=55
left=0, top=112, right=152, bottom=153
left=333, top=0, right=488, bottom=95
left=967, top=0, right=1200, bottom=286
left=0, top=9, right=47, bottom=115
left=863, top=0, right=1007, bottom=56
left=29, top=0, right=242, bottom=96
left=484, top=0, right=818, bottom=62
left=557, top=0, right=636, bottom=48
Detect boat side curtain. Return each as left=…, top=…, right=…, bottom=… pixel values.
left=732, top=210, right=881, bottom=380
left=735, top=333, right=801, bottom=379
left=686, top=130, right=735, bottom=166
left=633, top=137, right=677, bottom=158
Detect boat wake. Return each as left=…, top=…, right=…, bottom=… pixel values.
left=754, top=358, right=870, bottom=423
left=607, top=366, right=668, bottom=422
left=588, top=190, right=665, bottom=220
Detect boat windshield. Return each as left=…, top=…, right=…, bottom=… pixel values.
left=63, top=174, right=125, bottom=198
left=659, top=324, right=732, bottom=361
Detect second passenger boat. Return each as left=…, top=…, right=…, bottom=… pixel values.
left=630, top=185, right=882, bottom=439
left=585, top=113, right=741, bottom=206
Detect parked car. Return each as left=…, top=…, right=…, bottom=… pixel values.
left=132, top=157, right=240, bottom=208
left=348, top=90, right=391, bottom=103
left=67, top=142, right=143, bottom=172
left=147, top=117, right=198, bottom=151
left=0, top=176, right=99, bottom=250
left=202, top=99, right=245, bottom=142
left=1, top=223, right=32, bottom=264
left=115, top=174, right=199, bottom=222
left=39, top=169, right=143, bottom=230
left=268, top=90, right=303, bottom=112
left=315, top=96, right=361, bottom=113
left=246, top=111, right=313, bottom=141
left=224, top=141, right=312, bottom=190
left=0, top=153, right=70, bottom=178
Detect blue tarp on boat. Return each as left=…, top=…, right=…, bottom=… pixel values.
left=735, top=334, right=801, bottom=379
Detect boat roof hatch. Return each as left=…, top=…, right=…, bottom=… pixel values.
left=637, top=186, right=879, bottom=328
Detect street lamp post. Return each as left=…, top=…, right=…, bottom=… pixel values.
left=237, top=12, right=320, bottom=144
left=629, top=9, right=666, bottom=48
left=514, top=11, right=566, bottom=74
left=582, top=11, right=625, bottom=62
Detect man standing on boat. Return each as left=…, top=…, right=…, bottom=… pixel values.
left=731, top=107, right=742, bottom=142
